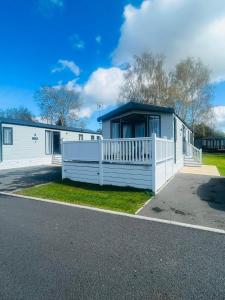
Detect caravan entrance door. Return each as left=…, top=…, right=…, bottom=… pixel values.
left=53, top=132, right=61, bottom=154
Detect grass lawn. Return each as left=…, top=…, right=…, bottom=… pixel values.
left=16, top=180, right=152, bottom=214
left=203, top=153, right=225, bottom=176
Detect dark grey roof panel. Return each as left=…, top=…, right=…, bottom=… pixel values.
left=97, top=101, right=193, bottom=132
left=0, top=118, right=99, bottom=134
left=97, top=101, right=174, bottom=122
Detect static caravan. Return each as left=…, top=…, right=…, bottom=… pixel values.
left=0, top=118, right=101, bottom=170
left=62, top=102, right=202, bottom=193
left=195, top=137, right=225, bottom=152
left=98, top=102, right=195, bottom=170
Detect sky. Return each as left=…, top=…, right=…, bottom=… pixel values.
left=0, top=0, right=225, bottom=131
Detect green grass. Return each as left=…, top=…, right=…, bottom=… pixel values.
left=16, top=180, right=152, bottom=214
left=203, top=153, right=225, bottom=176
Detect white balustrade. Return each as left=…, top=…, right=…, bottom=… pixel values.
left=102, top=138, right=152, bottom=164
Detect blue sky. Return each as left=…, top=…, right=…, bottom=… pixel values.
left=0, top=0, right=225, bottom=131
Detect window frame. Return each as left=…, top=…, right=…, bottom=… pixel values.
left=79, top=134, right=84, bottom=141
left=91, top=135, right=95, bottom=140
left=148, top=115, right=161, bottom=137
left=45, top=130, right=53, bottom=155
left=111, top=121, right=121, bottom=139
left=3, top=127, right=13, bottom=145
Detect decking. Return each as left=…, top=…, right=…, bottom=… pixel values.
left=62, top=135, right=182, bottom=193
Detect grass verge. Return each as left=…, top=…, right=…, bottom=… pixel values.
left=16, top=179, right=152, bottom=214
left=203, top=153, right=225, bottom=176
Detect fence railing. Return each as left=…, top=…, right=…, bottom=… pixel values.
left=156, top=137, right=174, bottom=163
left=186, top=142, right=202, bottom=163
left=62, top=134, right=176, bottom=193
left=103, top=138, right=152, bottom=164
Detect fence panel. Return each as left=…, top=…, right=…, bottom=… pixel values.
left=155, top=136, right=174, bottom=192
left=63, top=140, right=100, bottom=162
left=103, top=138, right=152, bottom=164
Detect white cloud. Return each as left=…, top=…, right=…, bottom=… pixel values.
left=58, top=67, right=124, bottom=118
left=69, top=34, right=85, bottom=50
left=213, top=106, right=225, bottom=132
left=52, top=59, right=80, bottom=76
left=83, top=67, right=124, bottom=106
left=113, top=0, right=225, bottom=81
left=95, top=35, right=102, bottom=44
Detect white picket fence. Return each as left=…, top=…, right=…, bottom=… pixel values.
left=62, top=134, right=176, bottom=193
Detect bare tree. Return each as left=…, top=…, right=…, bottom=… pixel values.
left=120, top=53, right=214, bottom=128
left=119, top=53, right=169, bottom=105
left=170, top=57, right=214, bottom=129
left=0, top=106, right=34, bottom=120
left=35, top=85, right=82, bottom=126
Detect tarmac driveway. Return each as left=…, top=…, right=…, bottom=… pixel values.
left=138, top=173, right=225, bottom=230
left=0, top=166, right=61, bottom=192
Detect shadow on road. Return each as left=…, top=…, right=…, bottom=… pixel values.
left=197, top=177, right=225, bottom=211
left=0, top=166, right=62, bottom=192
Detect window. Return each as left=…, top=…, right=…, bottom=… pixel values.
left=173, top=117, right=177, bottom=142
left=111, top=122, right=120, bottom=138
left=122, top=124, right=132, bottom=138
left=97, top=136, right=100, bottom=140
left=79, top=134, right=83, bottom=141
left=45, top=130, right=52, bottom=154
left=135, top=123, right=145, bottom=137
left=3, top=127, right=13, bottom=145
left=149, top=116, right=160, bottom=137
left=91, top=135, right=95, bottom=140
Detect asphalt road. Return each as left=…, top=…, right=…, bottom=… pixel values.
left=0, top=194, right=225, bottom=300
left=139, top=173, right=225, bottom=230
left=0, top=166, right=61, bottom=192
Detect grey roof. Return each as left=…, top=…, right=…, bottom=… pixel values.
left=97, top=102, right=175, bottom=122
left=97, top=101, right=193, bottom=132
left=0, top=118, right=99, bottom=134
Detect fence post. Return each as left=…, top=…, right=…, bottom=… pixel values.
left=99, top=136, right=103, bottom=185
left=152, top=133, right=157, bottom=194
left=200, top=148, right=202, bottom=164
left=61, top=139, right=65, bottom=180
left=163, top=136, right=167, bottom=181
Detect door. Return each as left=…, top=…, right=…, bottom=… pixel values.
left=134, top=122, right=145, bottom=137
left=53, top=132, right=61, bottom=154
left=122, top=122, right=146, bottom=138
left=122, top=123, right=132, bottom=138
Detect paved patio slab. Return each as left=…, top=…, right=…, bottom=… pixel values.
left=180, top=165, right=220, bottom=176
left=138, top=173, right=225, bottom=230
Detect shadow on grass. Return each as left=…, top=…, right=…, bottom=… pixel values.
left=58, top=178, right=152, bottom=195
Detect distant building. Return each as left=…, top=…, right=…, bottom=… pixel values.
left=195, top=137, right=225, bottom=152
left=0, top=118, right=101, bottom=169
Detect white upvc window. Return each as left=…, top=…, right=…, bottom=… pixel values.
left=3, top=127, right=13, bottom=145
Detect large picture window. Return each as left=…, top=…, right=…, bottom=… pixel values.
left=45, top=130, right=52, bottom=154
left=122, top=124, right=132, bottom=138
left=149, top=116, right=160, bottom=137
left=111, top=122, right=120, bottom=138
left=3, top=127, right=13, bottom=145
